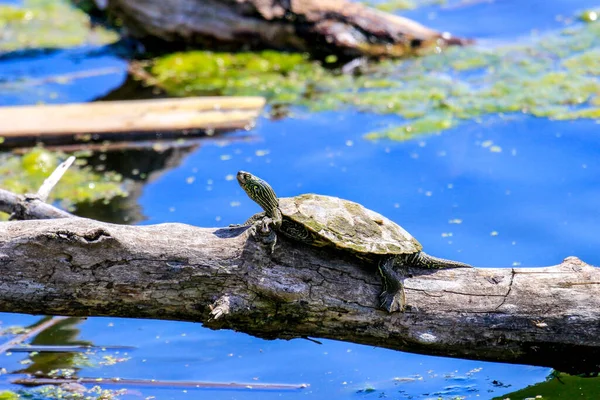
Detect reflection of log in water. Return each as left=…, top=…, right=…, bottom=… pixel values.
left=0, top=316, right=91, bottom=376
left=14, top=317, right=92, bottom=376
left=0, top=317, right=68, bottom=355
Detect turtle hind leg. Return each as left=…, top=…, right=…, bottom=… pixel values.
left=412, top=251, right=472, bottom=269
left=377, top=257, right=406, bottom=313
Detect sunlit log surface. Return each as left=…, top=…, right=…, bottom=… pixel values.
left=0, top=216, right=598, bottom=374
left=0, top=97, right=265, bottom=147
left=95, top=0, right=471, bottom=57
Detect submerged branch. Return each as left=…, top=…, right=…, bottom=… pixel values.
left=0, top=215, right=598, bottom=374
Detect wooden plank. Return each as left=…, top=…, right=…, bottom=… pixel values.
left=0, top=96, right=266, bottom=138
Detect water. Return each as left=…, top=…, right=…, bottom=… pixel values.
left=1, top=0, right=600, bottom=399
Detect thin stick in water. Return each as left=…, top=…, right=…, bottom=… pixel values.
left=13, top=377, right=309, bottom=391
left=0, top=317, right=69, bottom=355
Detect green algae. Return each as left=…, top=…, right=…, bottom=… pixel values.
left=20, top=385, right=127, bottom=400
left=365, top=115, right=455, bottom=141
left=147, top=12, right=600, bottom=140
left=0, top=392, right=18, bottom=400
left=0, top=0, right=118, bottom=52
left=493, top=372, right=600, bottom=400
left=150, top=51, right=331, bottom=104
left=0, top=148, right=127, bottom=215
left=363, top=0, right=446, bottom=12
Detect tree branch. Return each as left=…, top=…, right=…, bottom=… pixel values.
left=0, top=216, right=598, bottom=374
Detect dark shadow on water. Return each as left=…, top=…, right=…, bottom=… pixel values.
left=13, top=317, right=91, bottom=376
left=69, top=144, right=202, bottom=223
left=73, top=194, right=145, bottom=224
left=83, top=145, right=198, bottom=181
left=95, top=71, right=168, bottom=101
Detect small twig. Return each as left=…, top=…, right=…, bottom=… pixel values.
left=7, top=345, right=135, bottom=353
left=301, top=336, right=323, bottom=345
left=0, top=317, right=69, bottom=355
left=36, top=156, right=76, bottom=202
left=1, top=154, right=77, bottom=219
left=13, top=377, right=309, bottom=390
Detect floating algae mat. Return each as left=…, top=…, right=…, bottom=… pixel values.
left=0, top=148, right=127, bottom=216
left=150, top=13, right=600, bottom=141
left=492, top=371, right=600, bottom=400
left=0, top=0, right=118, bottom=52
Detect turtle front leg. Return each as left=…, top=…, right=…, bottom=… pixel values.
left=228, top=212, right=266, bottom=227
left=253, top=216, right=277, bottom=254
left=378, top=257, right=406, bottom=313
left=233, top=212, right=278, bottom=253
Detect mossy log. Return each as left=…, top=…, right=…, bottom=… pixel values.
left=94, top=0, right=471, bottom=57
left=0, top=213, right=598, bottom=374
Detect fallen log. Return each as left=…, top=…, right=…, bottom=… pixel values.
left=0, top=96, right=265, bottom=148
left=94, top=0, right=471, bottom=57
left=0, top=215, right=598, bottom=374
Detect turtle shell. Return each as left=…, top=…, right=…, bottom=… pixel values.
left=278, top=194, right=422, bottom=255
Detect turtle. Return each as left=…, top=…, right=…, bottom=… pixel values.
left=236, top=170, right=471, bottom=312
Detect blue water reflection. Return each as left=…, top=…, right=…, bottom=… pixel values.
left=0, top=47, right=127, bottom=106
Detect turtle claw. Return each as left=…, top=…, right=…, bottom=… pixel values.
left=251, top=217, right=277, bottom=254
left=379, top=290, right=406, bottom=313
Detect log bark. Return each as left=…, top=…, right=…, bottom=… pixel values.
left=95, top=0, right=471, bottom=57
left=0, top=216, right=598, bottom=374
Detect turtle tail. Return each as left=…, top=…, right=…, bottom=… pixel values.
left=411, top=251, right=472, bottom=269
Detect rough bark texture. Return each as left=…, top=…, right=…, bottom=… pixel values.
left=97, top=0, right=471, bottom=57
left=0, top=217, right=598, bottom=374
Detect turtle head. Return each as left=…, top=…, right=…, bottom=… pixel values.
left=237, top=171, right=280, bottom=216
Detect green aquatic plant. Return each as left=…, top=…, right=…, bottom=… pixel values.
left=0, top=392, right=18, bottom=400
left=0, top=148, right=127, bottom=215
left=362, top=0, right=446, bottom=12
left=20, top=385, right=127, bottom=400
left=150, top=51, right=334, bottom=104
left=148, top=11, right=600, bottom=141
left=0, top=0, right=118, bottom=52
left=493, top=371, right=600, bottom=400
